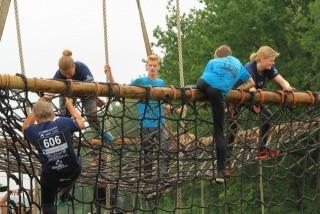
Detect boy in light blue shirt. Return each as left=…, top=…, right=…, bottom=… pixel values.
left=197, top=45, right=254, bottom=184
left=131, top=55, right=169, bottom=178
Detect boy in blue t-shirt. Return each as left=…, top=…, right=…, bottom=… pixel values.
left=131, top=55, right=169, bottom=178
left=23, top=98, right=84, bottom=214
left=197, top=45, right=254, bottom=184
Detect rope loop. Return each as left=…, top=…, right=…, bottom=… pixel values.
left=118, top=84, right=124, bottom=98
left=170, top=85, right=177, bottom=100
left=65, top=79, right=73, bottom=98
left=185, top=86, right=194, bottom=102
left=287, top=90, right=296, bottom=106
left=277, top=90, right=286, bottom=106
left=4, top=75, right=10, bottom=88
left=179, top=87, right=193, bottom=106
left=256, top=89, right=264, bottom=105
left=237, top=88, right=245, bottom=105
left=145, top=86, right=152, bottom=100
left=249, top=90, right=257, bottom=104
left=306, top=90, right=315, bottom=106
left=34, top=78, right=44, bottom=97
left=106, top=83, right=114, bottom=98
left=16, top=73, right=28, bottom=92
left=94, top=81, right=102, bottom=97
left=180, top=88, right=188, bottom=104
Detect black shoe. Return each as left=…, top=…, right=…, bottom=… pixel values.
left=215, top=171, right=224, bottom=184
left=0, top=185, right=7, bottom=192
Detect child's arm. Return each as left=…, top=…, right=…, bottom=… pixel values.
left=22, top=112, right=36, bottom=133
left=104, top=64, right=115, bottom=83
left=0, top=191, right=8, bottom=214
left=237, top=77, right=255, bottom=91
left=65, top=97, right=85, bottom=129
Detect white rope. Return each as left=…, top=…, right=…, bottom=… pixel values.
left=176, top=0, right=184, bottom=88
left=102, top=0, right=109, bottom=66
left=175, top=1, right=184, bottom=213
left=102, top=1, right=111, bottom=213
left=13, top=0, right=25, bottom=75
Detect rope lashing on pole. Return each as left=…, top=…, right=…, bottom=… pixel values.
left=0, top=74, right=318, bottom=106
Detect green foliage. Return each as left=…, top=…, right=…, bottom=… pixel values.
left=72, top=1, right=320, bottom=212
left=150, top=0, right=320, bottom=213
left=154, top=0, right=319, bottom=91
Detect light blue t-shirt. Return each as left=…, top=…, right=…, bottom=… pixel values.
left=131, top=76, right=166, bottom=128
left=200, top=56, right=250, bottom=96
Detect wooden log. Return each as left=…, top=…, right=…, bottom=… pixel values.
left=0, top=74, right=318, bottom=106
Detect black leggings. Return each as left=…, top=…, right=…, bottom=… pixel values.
left=41, top=164, right=81, bottom=214
left=227, top=104, right=273, bottom=159
left=197, top=79, right=226, bottom=171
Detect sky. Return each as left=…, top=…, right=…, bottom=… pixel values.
left=0, top=0, right=203, bottom=188
left=0, top=0, right=203, bottom=85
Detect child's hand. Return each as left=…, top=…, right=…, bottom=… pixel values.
left=65, top=97, right=73, bottom=105
left=43, top=93, right=55, bottom=100
left=104, top=64, right=111, bottom=75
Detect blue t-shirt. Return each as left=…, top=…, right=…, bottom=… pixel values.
left=131, top=76, right=166, bottom=128
left=200, top=56, right=250, bottom=96
left=245, top=62, right=279, bottom=89
left=53, top=61, right=94, bottom=81
left=24, top=117, right=80, bottom=172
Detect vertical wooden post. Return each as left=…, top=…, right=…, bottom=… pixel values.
left=136, top=0, right=152, bottom=56
left=259, top=161, right=265, bottom=214
left=201, top=180, right=205, bottom=214
left=0, top=0, right=11, bottom=42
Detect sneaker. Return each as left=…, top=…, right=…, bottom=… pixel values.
left=215, top=171, right=224, bottom=184
left=103, top=132, right=113, bottom=143
left=224, top=164, right=232, bottom=178
left=0, top=185, right=7, bottom=192
left=255, top=150, right=280, bottom=161
left=255, top=150, right=269, bottom=160
left=270, top=150, right=280, bottom=158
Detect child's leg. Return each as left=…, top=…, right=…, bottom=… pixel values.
left=41, top=172, right=58, bottom=213
left=58, top=165, right=81, bottom=201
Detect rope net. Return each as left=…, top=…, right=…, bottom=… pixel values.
left=0, top=84, right=319, bottom=213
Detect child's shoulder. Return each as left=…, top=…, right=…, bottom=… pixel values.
left=55, top=117, right=74, bottom=125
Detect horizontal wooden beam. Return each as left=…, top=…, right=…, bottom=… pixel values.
left=0, top=74, right=318, bottom=106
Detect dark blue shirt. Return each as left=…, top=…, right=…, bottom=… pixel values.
left=24, top=118, right=80, bottom=172
left=53, top=61, right=94, bottom=81
left=245, top=62, right=279, bottom=89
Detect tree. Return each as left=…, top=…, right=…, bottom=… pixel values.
left=154, top=0, right=314, bottom=90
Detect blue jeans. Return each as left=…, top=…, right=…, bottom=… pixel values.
left=141, top=127, right=170, bottom=177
